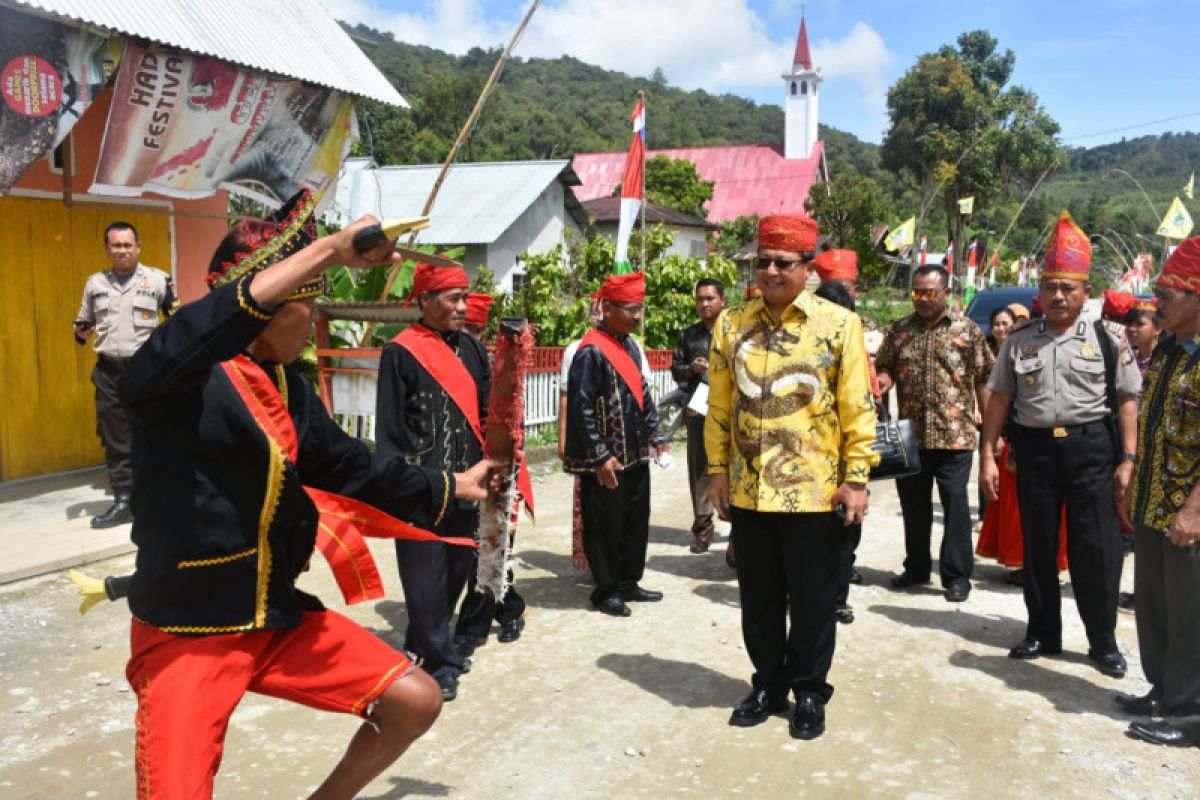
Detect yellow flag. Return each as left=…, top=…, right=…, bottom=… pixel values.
left=884, top=217, right=915, bottom=251
left=1157, top=196, right=1194, bottom=239
left=957, top=196, right=975, bottom=215
left=1187, top=173, right=1195, bottom=200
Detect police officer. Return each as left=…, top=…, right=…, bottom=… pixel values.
left=981, top=211, right=1140, bottom=678
left=73, top=222, right=176, bottom=528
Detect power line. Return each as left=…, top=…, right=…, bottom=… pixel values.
left=1065, top=110, right=1200, bottom=142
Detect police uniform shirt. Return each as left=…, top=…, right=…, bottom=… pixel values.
left=76, top=264, right=176, bottom=358
left=989, top=318, right=1141, bottom=428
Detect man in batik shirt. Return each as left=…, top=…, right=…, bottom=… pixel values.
left=876, top=264, right=993, bottom=603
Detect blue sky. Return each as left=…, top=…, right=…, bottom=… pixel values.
left=325, top=0, right=1200, bottom=147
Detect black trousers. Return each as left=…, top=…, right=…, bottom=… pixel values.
left=455, top=560, right=526, bottom=638
left=834, top=523, right=862, bottom=608
left=580, top=461, right=650, bottom=602
left=731, top=507, right=845, bottom=702
left=895, top=448, right=974, bottom=586
left=92, top=363, right=132, bottom=495
left=1133, top=524, right=1200, bottom=717
left=395, top=531, right=475, bottom=680
left=1013, top=425, right=1120, bottom=652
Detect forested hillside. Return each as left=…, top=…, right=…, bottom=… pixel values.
left=346, top=23, right=1200, bottom=265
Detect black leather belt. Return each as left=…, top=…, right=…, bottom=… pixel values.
left=1015, top=420, right=1108, bottom=439
left=97, top=354, right=132, bottom=371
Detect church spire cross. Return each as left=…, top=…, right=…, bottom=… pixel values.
left=793, top=15, right=812, bottom=70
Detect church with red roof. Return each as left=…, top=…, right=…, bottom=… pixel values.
left=571, top=16, right=827, bottom=223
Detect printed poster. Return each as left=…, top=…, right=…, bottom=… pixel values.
left=0, top=9, right=120, bottom=193
left=92, top=40, right=356, bottom=206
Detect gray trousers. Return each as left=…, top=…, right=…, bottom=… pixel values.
left=686, top=418, right=714, bottom=536
left=92, top=363, right=132, bottom=495
left=1134, top=524, right=1200, bottom=717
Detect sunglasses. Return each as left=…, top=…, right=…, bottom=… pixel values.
left=910, top=289, right=945, bottom=300
left=608, top=302, right=645, bottom=314
left=754, top=255, right=814, bottom=273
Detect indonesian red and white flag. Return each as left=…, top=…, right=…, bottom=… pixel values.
left=615, top=98, right=646, bottom=274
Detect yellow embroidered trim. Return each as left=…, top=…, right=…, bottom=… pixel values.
left=134, top=676, right=152, bottom=799
left=177, top=548, right=257, bottom=569
left=318, top=521, right=368, bottom=597
left=432, top=471, right=450, bottom=527
left=153, top=621, right=258, bottom=634
left=274, top=364, right=289, bottom=407
left=352, top=661, right=410, bottom=716
left=237, top=277, right=273, bottom=321
left=254, top=435, right=285, bottom=628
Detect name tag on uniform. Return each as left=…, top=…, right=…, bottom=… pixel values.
left=1014, top=357, right=1044, bottom=386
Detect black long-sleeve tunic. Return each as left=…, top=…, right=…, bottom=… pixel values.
left=119, top=278, right=449, bottom=635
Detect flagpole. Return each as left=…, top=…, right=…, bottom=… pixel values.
left=638, top=89, right=646, bottom=271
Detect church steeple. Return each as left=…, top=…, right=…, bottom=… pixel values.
left=793, top=16, right=812, bottom=70
left=783, top=13, right=820, bottom=160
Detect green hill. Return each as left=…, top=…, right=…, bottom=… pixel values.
left=346, top=24, right=1199, bottom=266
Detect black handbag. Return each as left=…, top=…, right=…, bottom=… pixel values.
left=869, top=401, right=921, bottom=481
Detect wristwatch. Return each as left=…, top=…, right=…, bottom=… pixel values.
left=1121, top=452, right=1137, bottom=464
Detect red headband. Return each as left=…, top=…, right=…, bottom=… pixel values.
left=1159, top=236, right=1200, bottom=292
left=596, top=272, right=646, bottom=303
left=811, top=248, right=858, bottom=282
left=465, top=292, right=494, bottom=326
left=758, top=214, right=818, bottom=253
left=409, top=262, right=469, bottom=301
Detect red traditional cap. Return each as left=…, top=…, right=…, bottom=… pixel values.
left=596, top=271, right=646, bottom=303
left=1159, top=236, right=1200, bottom=292
left=758, top=214, right=818, bottom=253
left=409, top=261, right=469, bottom=302
left=1132, top=296, right=1158, bottom=313
left=1102, top=289, right=1135, bottom=321
left=1041, top=210, right=1091, bottom=281
left=465, top=292, right=494, bottom=326
left=811, top=248, right=858, bottom=282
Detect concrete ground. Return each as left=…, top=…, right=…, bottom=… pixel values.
left=0, top=456, right=1196, bottom=799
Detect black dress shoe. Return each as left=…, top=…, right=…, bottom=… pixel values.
left=1118, top=592, right=1136, bottom=611
left=1115, top=690, right=1163, bottom=717
left=452, top=633, right=479, bottom=658
left=725, top=547, right=737, bottom=570
left=436, top=674, right=459, bottom=702
left=91, top=495, right=132, bottom=529
left=1088, top=649, right=1127, bottom=678
left=890, top=572, right=930, bottom=589
left=593, top=595, right=632, bottom=617
left=1008, top=639, right=1062, bottom=660
left=728, top=689, right=789, bottom=727
left=460, top=657, right=472, bottom=675
left=620, top=585, right=663, bottom=603
left=944, top=580, right=971, bottom=603
left=497, top=618, right=525, bottom=643
left=1128, top=719, right=1196, bottom=747
left=834, top=604, right=855, bottom=624
left=789, top=693, right=826, bottom=740
left=849, top=569, right=862, bottom=584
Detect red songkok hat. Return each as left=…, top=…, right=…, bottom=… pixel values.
left=1041, top=210, right=1091, bottom=281
left=1132, top=296, right=1158, bottom=313
left=811, top=248, right=858, bottom=282
left=465, top=293, right=494, bottom=326
left=409, top=261, right=468, bottom=302
left=596, top=271, right=646, bottom=303
left=1102, top=289, right=1135, bottom=321
left=1159, top=236, right=1200, bottom=292
left=758, top=214, right=818, bottom=253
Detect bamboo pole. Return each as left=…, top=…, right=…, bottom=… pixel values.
left=361, top=0, right=542, bottom=344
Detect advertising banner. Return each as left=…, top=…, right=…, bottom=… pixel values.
left=92, top=40, right=356, bottom=206
left=0, top=9, right=120, bottom=193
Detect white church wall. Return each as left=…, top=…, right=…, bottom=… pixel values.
left=487, top=180, right=572, bottom=290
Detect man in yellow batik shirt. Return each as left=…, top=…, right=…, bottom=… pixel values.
left=706, top=214, right=877, bottom=741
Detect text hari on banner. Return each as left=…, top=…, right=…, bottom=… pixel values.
left=90, top=40, right=355, bottom=206
left=0, top=9, right=121, bottom=193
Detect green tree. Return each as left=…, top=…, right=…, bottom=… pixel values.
left=614, top=156, right=715, bottom=219
left=714, top=214, right=759, bottom=258
left=882, top=31, right=1063, bottom=276
left=805, top=172, right=890, bottom=286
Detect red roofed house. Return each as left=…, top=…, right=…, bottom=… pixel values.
left=572, top=15, right=827, bottom=223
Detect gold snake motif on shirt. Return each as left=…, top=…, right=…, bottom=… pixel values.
left=729, top=320, right=823, bottom=489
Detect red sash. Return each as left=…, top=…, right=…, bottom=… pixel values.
left=220, top=355, right=473, bottom=606
left=391, top=324, right=483, bottom=444
left=394, top=324, right=534, bottom=517
left=580, top=329, right=645, bottom=410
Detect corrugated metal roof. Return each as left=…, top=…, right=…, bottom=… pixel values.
left=8, top=0, right=405, bottom=106
left=337, top=160, right=582, bottom=245
left=573, top=142, right=824, bottom=223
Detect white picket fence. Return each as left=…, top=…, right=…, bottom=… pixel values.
left=328, top=355, right=676, bottom=443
